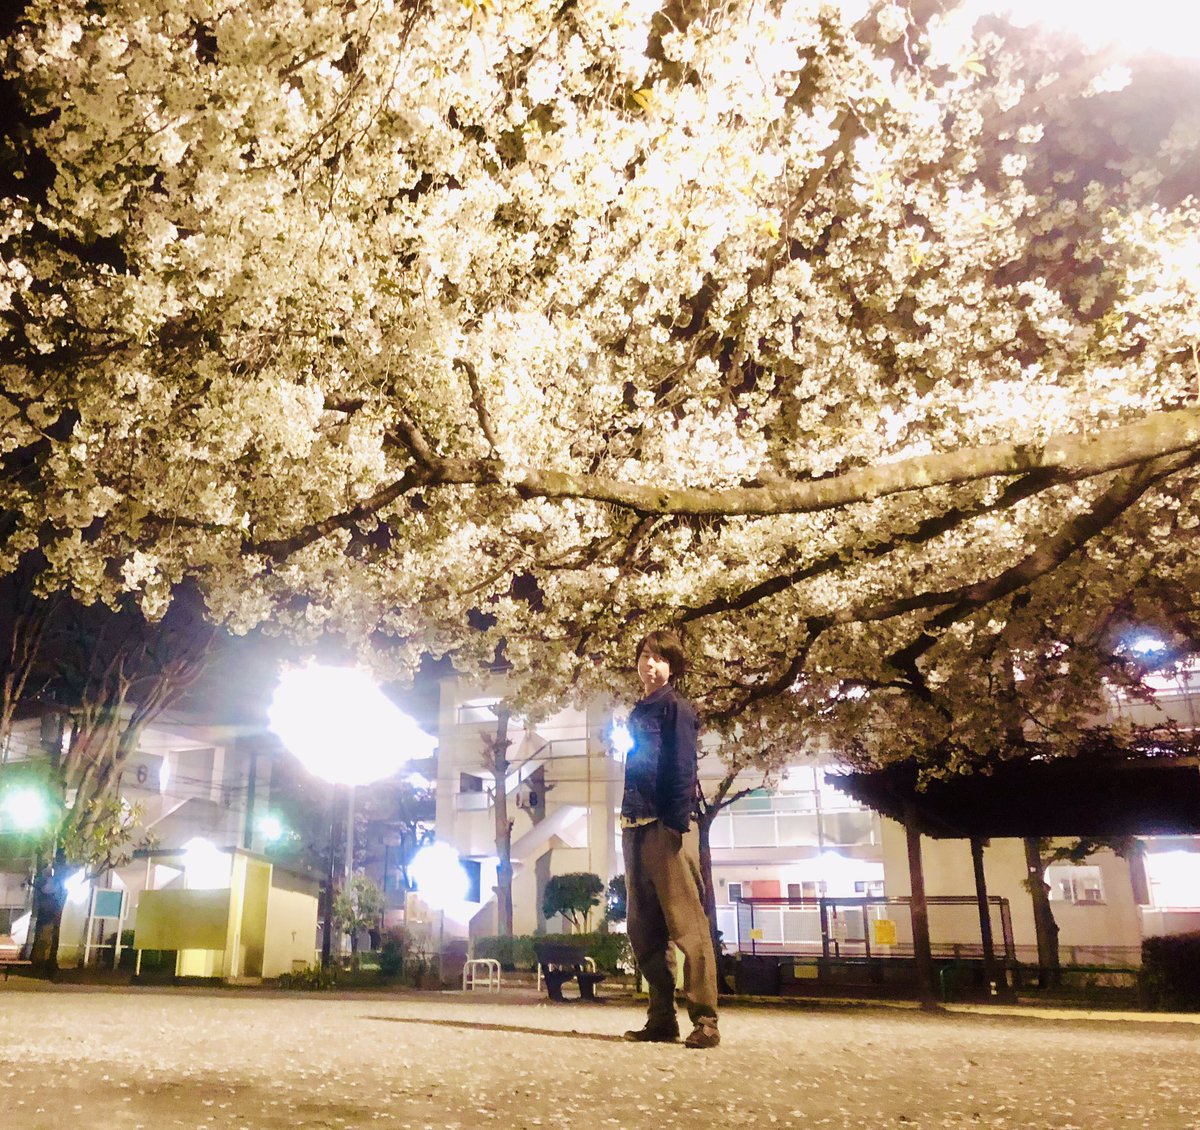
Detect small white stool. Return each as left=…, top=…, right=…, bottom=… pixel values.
left=462, top=957, right=501, bottom=992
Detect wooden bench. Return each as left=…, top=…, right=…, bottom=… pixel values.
left=534, top=941, right=606, bottom=1002
left=0, top=935, right=31, bottom=980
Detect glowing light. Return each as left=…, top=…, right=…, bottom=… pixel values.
left=1131, top=636, right=1167, bottom=655
left=964, top=0, right=1200, bottom=60
left=1145, top=850, right=1200, bottom=908
left=258, top=814, right=284, bottom=843
left=406, top=772, right=433, bottom=790
left=0, top=787, right=51, bottom=831
left=268, top=663, right=435, bottom=787
left=409, top=841, right=469, bottom=909
left=181, top=837, right=231, bottom=889
left=65, top=869, right=91, bottom=906
left=609, top=720, right=633, bottom=759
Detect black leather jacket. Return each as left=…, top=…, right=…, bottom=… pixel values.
left=620, top=684, right=700, bottom=833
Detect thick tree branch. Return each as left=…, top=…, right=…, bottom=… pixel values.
left=504, top=408, right=1200, bottom=516
left=246, top=407, right=1200, bottom=564
left=713, top=452, right=1192, bottom=721
left=250, top=468, right=423, bottom=560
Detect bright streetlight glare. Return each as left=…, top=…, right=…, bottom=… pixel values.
left=258, top=814, right=284, bottom=843
left=0, top=786, right=50, bottom=831
left=1131, top=636, right=1168, bottom=655
left=181, top=837, right=232, bottom=890
left=965, top=0, right=1200, bottom=59
left=409, top=842, right=470, bottom=910
left=268, top=663, right=436, bottom=787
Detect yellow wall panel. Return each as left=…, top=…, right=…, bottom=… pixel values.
left=135, top=889, right=229, bottom=950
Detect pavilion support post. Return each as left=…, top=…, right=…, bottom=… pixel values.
left=904, top=806, right=938, bottom=1009
left=970, top=837, right=1002, bottom=999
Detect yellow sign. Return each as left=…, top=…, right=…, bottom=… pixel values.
left=873, top=918, right=897, bottom=947
left=748, top=928, right=764, bottom=940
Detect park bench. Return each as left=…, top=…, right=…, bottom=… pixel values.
left=533, top=941, right=606, bottom=1002
left=0, top=934, right=31, bottom=980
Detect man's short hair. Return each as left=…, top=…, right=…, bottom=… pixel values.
left=636, top=629, right=687, bottom=684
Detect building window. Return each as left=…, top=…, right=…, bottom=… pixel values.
left=1046, top=864, right=1105, bottom=905
left=727, top=882, right=744, bottom=903
left=854, top=880, right=885, bottom=897
left=457, top=698, right=501, bottom=724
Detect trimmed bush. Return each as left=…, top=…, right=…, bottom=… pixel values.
left=276, top=962, right=339, bottom=991
left=473, top=931, right=633, bottom=974
left=584, top=930, right=634, bottom=975
left=377, top=938, right=404, bottom=978
left=1141, top=932, right=1200, bottom=1011
left=472, top=934, right=537, bottom=970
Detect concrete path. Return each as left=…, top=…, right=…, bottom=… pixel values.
left=2, top=982, right=1199, bottom=1128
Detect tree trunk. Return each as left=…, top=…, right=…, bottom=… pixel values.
left=904, top=810, right=938, bottom=1010
left=27, top=850, right=67, bottom=978
left=483, top=709, right=514, bottom=937
left=1023, top=837, right=1061, bottom=989
left=970, top=837, right=1002, bottom=998
left=695, top=808, right=732, bottom=992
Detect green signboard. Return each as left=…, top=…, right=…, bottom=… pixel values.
left=92, top=888, right=123, bottom=919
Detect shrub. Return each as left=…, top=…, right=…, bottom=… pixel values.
left=605, top=875, right=627, bottom=924
left=1141, top=932, right=1200, bottom=1011
left=276, top=962, right=339, bottom=991
left=583, top=929, right=634, bottom=975
left=378, top=938, right=404, bottom=978
left=472, top=934, right=536, bottom=970
left=472, top=931, right=632, bottom=975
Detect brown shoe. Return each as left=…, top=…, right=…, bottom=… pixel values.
left=684, top=1019, right=720, bottom=1049
left=623, top=1021, right=679, bottom=1043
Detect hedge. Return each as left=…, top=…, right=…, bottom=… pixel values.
left=1140, top=931, right=1200, bottom=1011
left=473, top=930, right=633, bottom=974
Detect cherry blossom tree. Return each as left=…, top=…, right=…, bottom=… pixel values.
left=2, top=587, right=214, bottom=974
left=2, top=0, right=1199, bottom=768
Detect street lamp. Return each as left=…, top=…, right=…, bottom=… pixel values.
left=409, top=841, right=471, bottom=985
left=268, top=663, right=436, bottom=967
left=0, top=786, right=51, bottom=832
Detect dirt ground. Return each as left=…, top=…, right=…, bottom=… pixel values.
left=2, top=981, right=1199, bottom=1129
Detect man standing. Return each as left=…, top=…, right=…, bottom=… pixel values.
left=620, top=630, right=720, bottom=1049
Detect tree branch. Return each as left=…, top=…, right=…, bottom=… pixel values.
left=712, top=452, right=1193, bottom=721
left=455, top=358, right=501, bottom=456
left=681, top=468, right=1057, bottom=623
left=883, top=453, right=1193, bottom=673
left=505, top=408, right=1200, bottom=516
left=249, top=408, right=1200, bottom=563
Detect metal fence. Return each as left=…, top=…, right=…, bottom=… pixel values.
left=732, top=894, right=1016, bottom=966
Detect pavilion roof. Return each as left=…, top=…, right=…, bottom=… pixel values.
left=828, top=753, right=1200, bottom=840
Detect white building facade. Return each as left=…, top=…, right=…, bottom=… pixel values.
left=434, top=674, right=1200, bottom=969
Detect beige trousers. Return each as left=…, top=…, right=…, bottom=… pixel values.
left=622, top=821, right=719, bottom=1026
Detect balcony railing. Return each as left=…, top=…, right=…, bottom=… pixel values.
left=709, top=807, right=878, bottom=850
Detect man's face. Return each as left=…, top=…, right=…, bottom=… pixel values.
left=637, top=648, right=671, bottom=694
